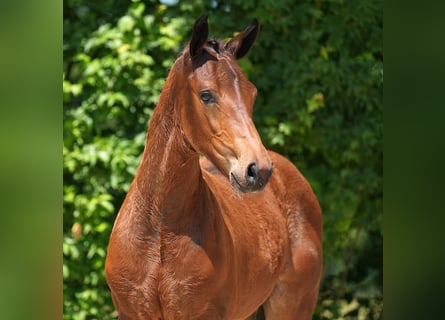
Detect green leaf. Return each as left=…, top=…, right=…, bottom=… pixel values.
left=117, top=16, right=135, bottom=32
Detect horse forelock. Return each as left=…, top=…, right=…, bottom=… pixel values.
left=173, top=37, right=240, bottom=72
left=206, top=38, right=222, bottom=54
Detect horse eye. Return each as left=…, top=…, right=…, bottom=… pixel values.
left=199, top=91, right=215, bottom=104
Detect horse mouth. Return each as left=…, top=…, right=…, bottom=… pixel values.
left=230, top=172, right=267, bottom=193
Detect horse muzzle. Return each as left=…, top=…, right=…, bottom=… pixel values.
left=230, top=161, right=273, bottom=193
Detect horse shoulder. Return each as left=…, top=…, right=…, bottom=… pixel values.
left=105, top=189, right=163, bottom=318
left=267, top=150, right=323, bottom=289
left=267, top=150, right=322, bottom=230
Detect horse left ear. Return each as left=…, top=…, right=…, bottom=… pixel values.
left=190, top=14, right=209, bottom=58
left=225, top=19, right=260, bottom=60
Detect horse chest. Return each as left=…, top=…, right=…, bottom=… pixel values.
left=154, top=200, right=288, bottom=318
left=155, top=233, right=226, bottom=318
left=229, top=207, right=288, bottom=295
left=239, top=215, right=288, bottom=276
left=221, top=191, right=289, bottom=275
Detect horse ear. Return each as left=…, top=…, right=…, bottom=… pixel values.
left=190, top=14, right=209, bottom=58
left=225, top=19, right=260, bottom=60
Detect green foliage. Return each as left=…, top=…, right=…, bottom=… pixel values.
left=64, top=0, right=382, bottom=319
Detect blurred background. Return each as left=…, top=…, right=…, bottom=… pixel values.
left=63, top=0, right=382, bottom=319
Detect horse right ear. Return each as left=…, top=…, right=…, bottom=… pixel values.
left=225, top=19, right=259, bottom=60
left=190, top=14, right=209, bottom=58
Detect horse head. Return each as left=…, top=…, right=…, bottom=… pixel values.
left=177, top=14, right=272, bottom=193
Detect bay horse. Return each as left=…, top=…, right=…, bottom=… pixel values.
left=105, top=14, right=322, bottom=320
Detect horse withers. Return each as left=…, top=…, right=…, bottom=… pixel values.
left=105, top=14, right=322, bottom=320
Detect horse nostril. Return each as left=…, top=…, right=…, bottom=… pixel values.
left=246, top=162, right=258, bottom=181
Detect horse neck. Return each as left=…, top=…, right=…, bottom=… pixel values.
left=133, top=62, right=202, bottom=226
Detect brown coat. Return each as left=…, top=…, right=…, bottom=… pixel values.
left=105, top=15, right=322, bottom=320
